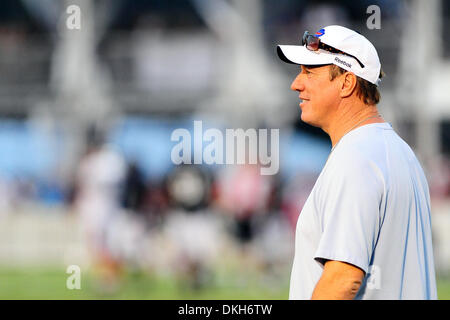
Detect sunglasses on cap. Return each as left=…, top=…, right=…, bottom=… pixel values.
left=302, top=31, right=365, bottom=69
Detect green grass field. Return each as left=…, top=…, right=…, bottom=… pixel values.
left=0, top=267, right=448, bottom=300
left=0, top=267, right=289, bottom=300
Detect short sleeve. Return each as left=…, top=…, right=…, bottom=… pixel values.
left=314, top=154, right=383, bottom=274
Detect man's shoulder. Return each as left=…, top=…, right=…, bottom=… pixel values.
left=331, top=124, right=395, bottom=168
left=323, top=131, right=390, bottom=186
left=330, top=141, right=382, bottom=171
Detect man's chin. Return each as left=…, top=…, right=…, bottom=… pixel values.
left=300, top=113, right=319, bottom=127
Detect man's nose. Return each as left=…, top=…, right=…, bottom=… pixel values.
left=290, top=73, right=305, bottom=92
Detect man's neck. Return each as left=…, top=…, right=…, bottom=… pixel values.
left=324, top=103, right=384, bottom=148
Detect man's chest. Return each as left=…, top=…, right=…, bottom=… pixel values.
left=295, top=187, right=322, bottom=249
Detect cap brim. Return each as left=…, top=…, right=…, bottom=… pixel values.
left=277, top=45, right=333, bottom=66
left=277, top=44, right=381, bottom=86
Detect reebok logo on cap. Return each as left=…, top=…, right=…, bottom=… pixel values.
left=334, top=57, right=352, bottom=68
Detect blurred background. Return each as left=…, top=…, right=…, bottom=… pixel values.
left=0, top=0, right=449, bottom=299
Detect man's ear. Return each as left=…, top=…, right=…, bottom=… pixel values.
left=340, top=72, right=357, bottom=98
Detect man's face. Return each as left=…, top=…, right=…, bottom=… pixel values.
left=290, top=65, right=341, bottom=128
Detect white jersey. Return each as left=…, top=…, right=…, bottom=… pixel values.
left=76, top=145, right=126, bottom=242
left=289, top=123, right=437, bottom=300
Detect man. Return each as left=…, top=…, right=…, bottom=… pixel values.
left=277, top=25, right=437, bottom=299
left=74, top=137, right=127, bottom=292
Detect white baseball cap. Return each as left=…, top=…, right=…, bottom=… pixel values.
left=277, top=25, right=382, bottom=85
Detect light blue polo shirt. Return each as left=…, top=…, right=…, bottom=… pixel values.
left=289, top=122, right=437, bottom=300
